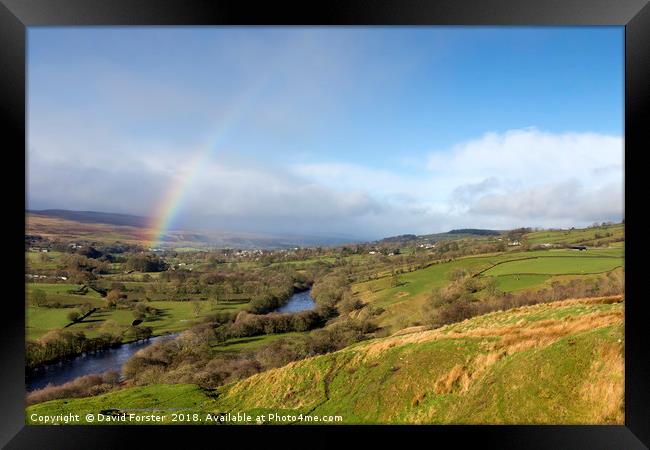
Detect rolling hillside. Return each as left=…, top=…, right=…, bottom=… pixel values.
left=29, top=210, right=152, bottom=228
left=378, top=229, right=502, bottom=246
left=27, top=295, right=624, bottom=425
left=26, top=210, right=357, bottom=249
left=525, top=223, right=624, bottom=247
left=350, top=246, right=623, bottom=333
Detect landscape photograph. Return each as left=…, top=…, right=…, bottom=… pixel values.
left=25, top=26, right=624, bottom=425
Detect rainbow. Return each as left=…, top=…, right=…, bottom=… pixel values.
left=146, top=149, right=209, bottom=248
left=146, top=79, right=267, bottom=248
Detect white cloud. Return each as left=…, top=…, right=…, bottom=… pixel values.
left=470, top=180, right=623, bottom=223
left=427, top=127, right=622, bottom=185
left=27, top=127, right=624, bottom=238
left=424, top=128, right=624, bottom=228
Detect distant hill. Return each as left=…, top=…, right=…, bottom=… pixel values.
left=377, top=228, right=502, bottom=246
left=379, top=234, right=418, bottom=243
left=446, top=228, right=501, bottom=236
left=28, top=209, right=151, bottom=228
left=26, top=209, right=359, bottom=249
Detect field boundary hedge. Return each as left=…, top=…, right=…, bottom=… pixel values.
left=63, top=307, right=98, bottom=328
left=489, top=266, right=623, bottom=277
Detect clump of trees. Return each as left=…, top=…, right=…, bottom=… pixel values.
left=311, top=271, right=350, bottom=308
left=222, top=310, right=327, bottom=340
left=125, top=254, right=167, bottom=272
left=421, top=270, right=486, bottom=326
left=123, top=325, right=153, bottom=341
left=122, top=316, right=378, bottom=389
left=27, top=371, right=121, bottom=405
left=31, top=289, right=47, bottom=306
left=254, top=317, right=378, bottom=369
left=62, top=254, right=111, bottom=276
left=132, top=302, right=158, bottom=321
left=26, top=323, right=154, bottom=369
left=66, top=303, right=94, bottom=323
left=76, top=246, right=114, bottom=262
left=106, top=288, right=129, bottom=308
left=246, top=291, right=293, bottom=314
left=337, top=292, right=365, bottom=314
left=149, top=264, right=310, bottom=305
left=26, top=329, right=122, bottom=369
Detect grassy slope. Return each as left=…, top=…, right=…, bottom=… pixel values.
left=27, top=296, right=624, bottom=425
left=525, top=223, right=624, bottom=246
left=352, top=247, right=623, bottom=332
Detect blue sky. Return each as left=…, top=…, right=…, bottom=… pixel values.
left=27, top=27, right=624, bottom=238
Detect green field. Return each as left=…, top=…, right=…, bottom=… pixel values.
left=26, top=251, right=65, bottom=270
left=26, top=307, right=74, bottom=340
left=350, top=247, right=623, bottom=332
left=27, top=298, right=252, bottom=341
left=26, top=283, right=106, bottom=308
left=503, top=247, right=623, bottom=259
left=483, top=256, right=622, bottom=276
left=355, top=248, right=623, bottom=306
left=525, top=223, right=624, bottom=246
left=353, top=256, right=494, bottom=306
left=135, top=300, right=249, bottom=335
left=27, top=283, right=102, bottom=298
left=493, top=274, right=551, bottom=291
left=27, top=297, right=623, bottom=425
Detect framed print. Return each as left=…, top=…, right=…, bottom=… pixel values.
left=1, top=0, right=648, bottom=448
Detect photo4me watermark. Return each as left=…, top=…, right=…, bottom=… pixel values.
left=29, top=411, right=344, bottom=425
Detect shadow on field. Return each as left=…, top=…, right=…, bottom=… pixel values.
left=144, top=309, right=172, bottom=323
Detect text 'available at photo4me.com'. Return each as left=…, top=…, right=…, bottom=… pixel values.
left=29, top=411, right=345, bottom=425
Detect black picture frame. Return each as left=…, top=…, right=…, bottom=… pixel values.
left=1, top=0, right=648, bottom=448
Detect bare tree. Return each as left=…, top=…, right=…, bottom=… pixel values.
left=192, top=301, right=203, bottom=317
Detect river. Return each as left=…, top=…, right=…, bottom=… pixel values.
left=25, top=333, right=179, bottom=392
left=274, top=288, right=316, bottom=313
left=26, top=288, right=317, bottom=392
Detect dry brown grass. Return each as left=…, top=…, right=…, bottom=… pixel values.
left=363, top=296, right=623, bottom=359
left=433, top=350, right=507, bottom=396
left=391, top=325, right=427, bottom=337
left=434, top=364, right=468, bottom=394
left=579, top=342, right=625, bottom=424
left=428, top=309, right=621, bottom=398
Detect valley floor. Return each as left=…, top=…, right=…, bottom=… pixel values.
left=27, top=295, right=624, bottom=425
